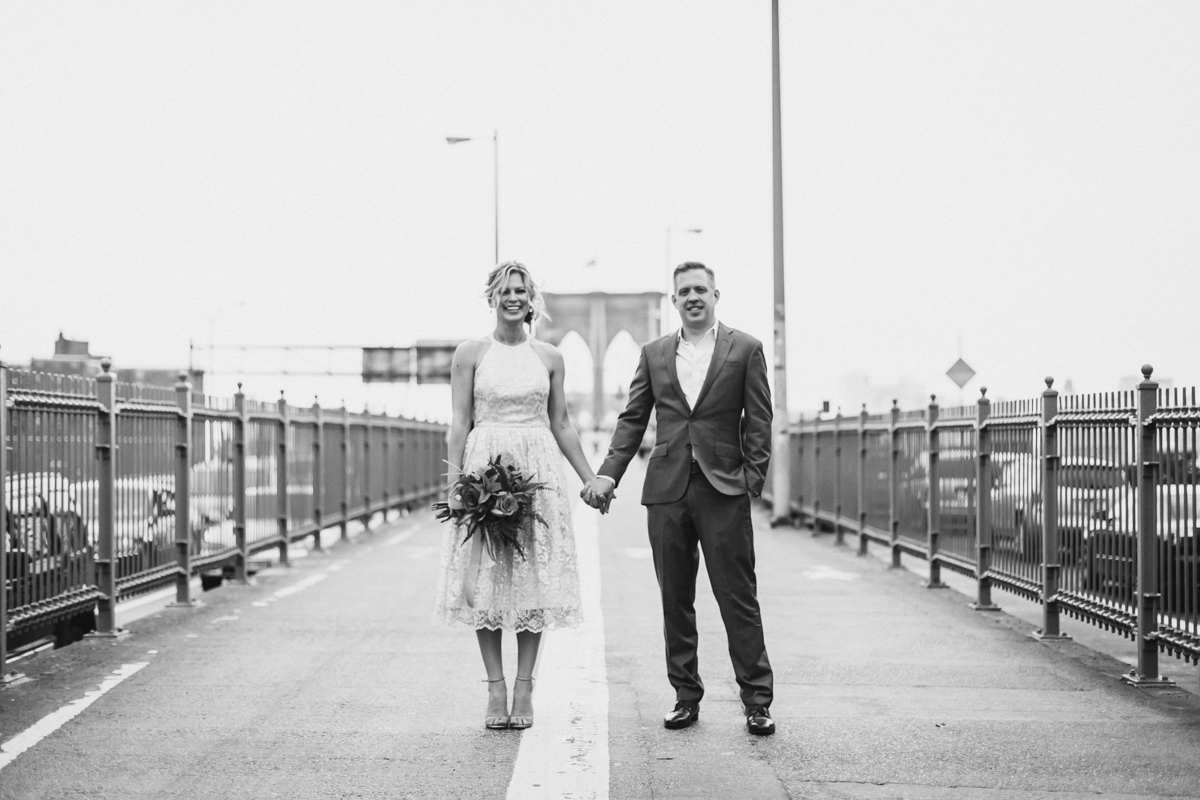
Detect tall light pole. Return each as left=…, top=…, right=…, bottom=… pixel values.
left=663, top=225, right=702, bottom=335
left=446, top=129, right=499, bottom=265
left=769, top=0, right=792, bottom=524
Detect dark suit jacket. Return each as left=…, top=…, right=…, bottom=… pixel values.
left=598, top=322, right=772, bottom=505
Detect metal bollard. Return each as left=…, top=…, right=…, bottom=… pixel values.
left=0, top=360, right=10, bottom=676
left=90, top=359, right=122, bottom=637
left=1123, top=365, right=1174, bottom=686
left=972, top=388, right=1001, bottom=611
left=1034, top=378, right=1070, bottom=640
left=231, top=385, right=249, bottom=584
left=889, top=400, right=902, bottom=568
left=311, top=399, right=324, bottom=553
left=381, top=419, right=391, bottom=519
left=340, top=405, right=350, bottom=541
left=833, top=410, right=844, bottom=545
left=277, top=392, right=290, bottom=568
left=170, top=373, right=198, bottom=606
left=362, top=409, right=372, bottom=532
left=924, top=395, right=946, bottom=588
left=858, top=405, right=868, bottom=556
left=811, top=416, right=821, bottom=534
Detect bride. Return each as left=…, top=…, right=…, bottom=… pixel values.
left=433, top=261, right=603, bottom=730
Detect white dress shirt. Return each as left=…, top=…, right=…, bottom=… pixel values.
left=676, top=319, right=719, bottom=409
left=592, top=319, right=719, bottom=490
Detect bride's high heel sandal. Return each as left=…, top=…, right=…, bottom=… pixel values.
left=509, top=676, right=534, bottom=730
left=484, top=677, right=510, bottom=730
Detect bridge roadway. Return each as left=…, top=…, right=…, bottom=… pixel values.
left=2, top=455, right=1200, bottom=799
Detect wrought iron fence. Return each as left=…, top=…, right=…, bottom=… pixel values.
left=2, top=361, right=448, bottom=668
left=777, top=366, right=1199, bottom=688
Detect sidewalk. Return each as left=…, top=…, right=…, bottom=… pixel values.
left=1, top=457, right=1198, bottom=799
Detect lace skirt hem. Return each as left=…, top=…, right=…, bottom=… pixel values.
left=435, top=605, right=583, bottom=633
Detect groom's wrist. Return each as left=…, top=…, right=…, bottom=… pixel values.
left=593, top=475, right=616, bottom=488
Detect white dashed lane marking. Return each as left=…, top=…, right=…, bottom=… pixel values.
left=273, top=573, right=328, bottom=598
left=802, top=564, right=861, bottom=581
left=0, top=663, right=149, bottom=772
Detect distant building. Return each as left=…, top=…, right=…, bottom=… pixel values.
left=29, top=333, right=204, bottom=392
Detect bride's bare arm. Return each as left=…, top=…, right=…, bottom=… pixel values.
left=541, top=344, right=597, bottom=486
left=446, top=340, right=479, bottom=488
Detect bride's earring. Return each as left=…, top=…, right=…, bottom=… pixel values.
left=524, top=309, right=534, bottom=323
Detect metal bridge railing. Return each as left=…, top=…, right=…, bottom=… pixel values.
left=780, top=365, right=1199, bottom=687
left=2, top=360, right=448, bottom=671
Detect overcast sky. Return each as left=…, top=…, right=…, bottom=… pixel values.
left=3, top=2, right=1198, bottom=421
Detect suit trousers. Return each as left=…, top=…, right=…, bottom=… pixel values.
left=646, top=462, right=774, bottom=708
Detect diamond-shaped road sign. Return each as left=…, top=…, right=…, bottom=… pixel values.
left=946, top=358, right=976, bottom=389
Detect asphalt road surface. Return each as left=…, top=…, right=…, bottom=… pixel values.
left=3, top=456, right=1200, bottom=799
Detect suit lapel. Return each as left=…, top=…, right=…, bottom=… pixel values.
left=663, top=333, right=688, bottom=407
left=691, top=323, right=733, bottom=412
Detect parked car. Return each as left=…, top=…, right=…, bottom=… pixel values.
left=995, top=457, right=1131, bottom=562
left=115, top=483, right=233, bottom=578
left=1078, top=466, right=1200, bottom=613
left=3, top=472, right=96, bottom=648
left=936, top=457, right=978, bottom=540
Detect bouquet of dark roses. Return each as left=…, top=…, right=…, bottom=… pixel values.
left=432, top=455, right=547, bottom=560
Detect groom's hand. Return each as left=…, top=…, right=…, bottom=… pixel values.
left=582, top=476, right=616, bottom=514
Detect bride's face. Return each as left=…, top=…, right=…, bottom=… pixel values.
left=495, top=272, right=530, bottom=324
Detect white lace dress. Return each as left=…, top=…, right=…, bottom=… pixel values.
left=433, top=335, right=583, bottom=632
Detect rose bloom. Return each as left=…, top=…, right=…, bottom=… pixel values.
left=491, top=492, right=519, bottom=517
left=458, top=482, right=482, bottom=512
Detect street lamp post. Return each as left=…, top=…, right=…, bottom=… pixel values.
left=769, top=0, right=792, bottom=524
left=446, top=129, right=499, bottom=265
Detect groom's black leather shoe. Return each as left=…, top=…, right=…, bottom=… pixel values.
left=663, top=701, right=700, bottom=730
left=745, top=705, right=775, bottom=736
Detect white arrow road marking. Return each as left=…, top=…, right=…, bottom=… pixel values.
left=0, top=663, right=149, bottom=771
left=802, top=564, right=861, bottom=581
left=506, top=500, right=609, bottom=800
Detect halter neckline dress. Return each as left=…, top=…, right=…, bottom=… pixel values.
left=433, top=335, right=582, bottom=632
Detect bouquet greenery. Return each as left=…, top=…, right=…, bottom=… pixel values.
left=433, top=455, right=546, bottom=560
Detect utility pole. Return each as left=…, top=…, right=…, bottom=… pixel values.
left=493, top=129, right=499, bottom=265
left=769, top=0, right=792, bottom=524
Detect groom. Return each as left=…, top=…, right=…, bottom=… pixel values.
left=583, top=262, right=775, bottom=736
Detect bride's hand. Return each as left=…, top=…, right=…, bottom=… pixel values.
left=581, top=477, right=614, bottom=514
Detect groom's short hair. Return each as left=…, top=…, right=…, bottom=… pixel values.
left=673, top=261, right=716, bottom=287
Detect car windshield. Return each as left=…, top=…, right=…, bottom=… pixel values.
left=1059, top=465, right=1126, bottom=490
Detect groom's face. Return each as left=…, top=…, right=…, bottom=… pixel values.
left=672, top=269, right=718, bottom=329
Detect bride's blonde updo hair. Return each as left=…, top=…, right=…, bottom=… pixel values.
left=484, top=261, right=550, bottom=324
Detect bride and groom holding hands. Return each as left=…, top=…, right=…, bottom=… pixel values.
left=434, top=260, right=776, bottom=737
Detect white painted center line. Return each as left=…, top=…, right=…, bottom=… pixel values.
left=0, top=662, right=149, bottom=772
left=506, top=499, right=609, bottom=800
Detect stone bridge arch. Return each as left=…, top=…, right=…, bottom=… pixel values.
left=536, top=292, right=663, bottom=429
